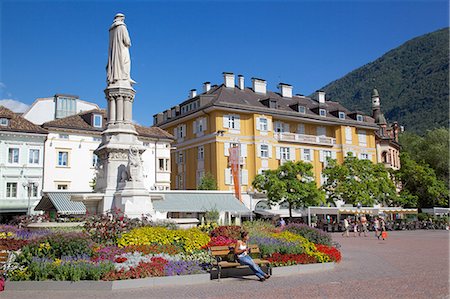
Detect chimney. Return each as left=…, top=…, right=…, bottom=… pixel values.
left=278, top=83, right=293, bottom=98
left=252, top=78, right=267, bottom=94
left=156, top=112, right=163, bottom=123
left=189, top=89, right=197, bottom=98
left=238, top=75, right=245, bottom=90
left=223, top=72, right=235, bottom=88
left=316, top=90, right=326, bottom=104
left=203, top=82, right=211, bottom=93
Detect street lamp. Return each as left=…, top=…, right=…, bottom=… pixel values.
left=247, top=186, right=254, bottom=221
left=23, top=181, right=39, bottom=216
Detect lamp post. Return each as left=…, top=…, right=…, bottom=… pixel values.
left=23, top=181, right=38, bottom=216
left=247, top=186, right=254, bottom=221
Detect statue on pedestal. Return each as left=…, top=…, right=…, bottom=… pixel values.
left=106, top=13, right=136, bottom=86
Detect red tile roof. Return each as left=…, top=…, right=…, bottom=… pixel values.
left=0, top=106, right=47, bottom=134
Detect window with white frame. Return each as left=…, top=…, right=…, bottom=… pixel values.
left=360, top=153, right=369, bottom=160
left=358, top=130, right=367, bottom=146
left=281, top=147, right=291, bottom=160
left=6, top=182, right=17, bottom=197
left=302, top=149, right=312, bottom=161
left=59, top=134, right=69, bottom=139
left=228, top=115, right=239, bottom=129
left=8, top=148, right=19, bottom=164
left=31, top=184, right=39, bottom=197
left=29, top=149, right=40, bottom=164
left=298, top=106, right=306, bottom=114
left=158, top=159, right=169, bottom=171
left=159, top=159, right=164, bottom=171
left=176, top=174, right=184, bottom=189
left=93, top=114, right=102, bottom=128
left=259, top=118, right=268, bottom=131
left=338, top=112, right=346, bottom=119
left=319, top=109, right=326, bottom=117
left=323, top=150, right=332, bottom=160
left=0, top=118, right=8, bottom=126
left=274, top=121, right=289, bottom=133
left=297, top=124, right=305, bottom=134
left=177, top=125, right=185, bottom=139
left=345, top=127, right=353, bottom=144
left=58, top=151, right=69, bottom=167
left=260, top=144, right=269, bottom=158
left=198, top=146, right=204, bottom=160
left=356, top=114, right=364, bottom=122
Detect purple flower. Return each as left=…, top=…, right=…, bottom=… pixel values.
left=164, top=260, right=204, bottom=276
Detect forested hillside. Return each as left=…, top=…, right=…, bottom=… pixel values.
left=319, top=28, right=449, bottom=135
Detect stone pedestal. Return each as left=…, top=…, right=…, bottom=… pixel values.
left=92, top=84, right=155, bottom=218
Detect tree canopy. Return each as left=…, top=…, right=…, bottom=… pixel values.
left=321, top=154, right=398, bottom=206
left=399, top=128, right=449, bottom=185
left=252, top=161, right=325, bottom=218
left=393, top=153, right=449, bottom=209
left=197, top=172, right=218, bottom=190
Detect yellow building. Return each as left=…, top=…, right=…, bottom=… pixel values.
left=153, top=73, right=379, bottom=192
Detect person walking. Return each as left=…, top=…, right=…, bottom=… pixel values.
left=234, top=231, right=270, bottom=282
left=360, top=215, right=368, bottom=237
left=342, top=218, right=350, bottom=237
left=374, top=217, right=380, bottom=239
left=353, top=218, right=359, bottom=237
left=380, top=217, right=387, bottom=240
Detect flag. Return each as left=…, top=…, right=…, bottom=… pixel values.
left=229, top=145, right=242, bottom=202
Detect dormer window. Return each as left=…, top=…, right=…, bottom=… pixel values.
left=0, top=118, right=9, bottom=126
left=356, top=115, right=364, bottom=122
left=298, top=106, right=306, bottom=114
left=319, top=109, right=326, bottom=117
left=93, top=114, right=102, bottom=128
left=269, top=100, right=277, bottom=109
left=339, top=112, right=346, bottom=119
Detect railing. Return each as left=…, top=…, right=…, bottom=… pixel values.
left=274, top=132, right=336, bottom=146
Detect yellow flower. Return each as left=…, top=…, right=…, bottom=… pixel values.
left=53, top=258, right=62, bottom=266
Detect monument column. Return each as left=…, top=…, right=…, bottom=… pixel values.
left=116, top=95, right=124, bottom=123
left=91, top=13, right=153, bottom=219
left=108, top=98, right=116, bottom=124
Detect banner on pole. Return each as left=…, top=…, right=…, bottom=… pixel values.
left=229, top=146, right=242, bottom=202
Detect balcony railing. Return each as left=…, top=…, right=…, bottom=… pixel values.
left=274, top=132, right=336, bottom=146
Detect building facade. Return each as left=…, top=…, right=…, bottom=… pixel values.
left=41, top=109, right=173, bottom=193
left=371, top=89, right=401, bottom=170
left=22, top=94, right=99, bottom=125
left=154, top=73, right=379, bottom=196
left=0, top=106, right=47, bottom=221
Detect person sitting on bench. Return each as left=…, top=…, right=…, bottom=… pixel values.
left=234, top=231, right=270, bottom=282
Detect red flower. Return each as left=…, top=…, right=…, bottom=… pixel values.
left=114, top=257, right=128, bottom=263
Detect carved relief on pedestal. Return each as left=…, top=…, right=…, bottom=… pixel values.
left=127, top=146, right=143, bottom=182
left=108, top=151, right=129, bottom=161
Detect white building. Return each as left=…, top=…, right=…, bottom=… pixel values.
left=41, top=109, right=173, bottom=193
left=22, top=94, right=99, bottom=125
left=0, top=106, right=47, bottom=221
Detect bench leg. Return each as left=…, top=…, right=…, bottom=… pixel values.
left=218, top=265, right=221, bottom=282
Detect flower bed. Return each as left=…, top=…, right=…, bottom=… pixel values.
left=1, top=218, right=341, bottom=284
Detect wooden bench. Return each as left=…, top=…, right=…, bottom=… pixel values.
left=209, top=244, right=272, bottom=281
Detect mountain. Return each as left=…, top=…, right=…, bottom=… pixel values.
left=318, top=28, right=449, bottom=135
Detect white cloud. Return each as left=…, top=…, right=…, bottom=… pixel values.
left=0, top=99, right=29, bottom=113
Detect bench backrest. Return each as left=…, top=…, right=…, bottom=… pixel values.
left=209, top=244, right=262, bottom=261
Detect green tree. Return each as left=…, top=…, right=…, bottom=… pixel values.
left=399, top=128, right=449, bottom=185
left=393, top=153, right=449, bottom=208
left=252, top=161, right=325, bottom=219
left=322, top=153, right=397, bottom=206
left=197, top=173, right=218, bottom=190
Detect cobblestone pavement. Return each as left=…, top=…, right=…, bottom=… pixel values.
left=3, top=230, right=449, bottom=299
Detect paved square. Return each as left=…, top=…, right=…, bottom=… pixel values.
left=3, top=230, right=449, bottom=299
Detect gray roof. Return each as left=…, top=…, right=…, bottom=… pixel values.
left=35, top=192, right=87, bottom=215
left=153, top=192, right=250, bottom=213
left=156, top=84, right=377, bottom=128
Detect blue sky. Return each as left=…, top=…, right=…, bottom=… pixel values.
left=1, top=0, right=448, bottom=126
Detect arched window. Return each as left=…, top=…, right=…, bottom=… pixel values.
left=255, top=200, right=270, bottom=210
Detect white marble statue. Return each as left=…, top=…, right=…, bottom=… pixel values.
left=106, top=13, right=135, bottom=86
left=127, top=146, right=143, bottom=182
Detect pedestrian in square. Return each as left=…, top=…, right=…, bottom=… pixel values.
left=342, top=217, right=350, bottom=237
